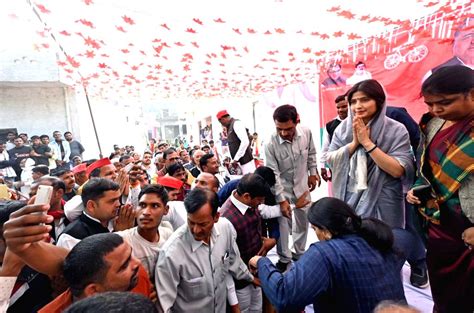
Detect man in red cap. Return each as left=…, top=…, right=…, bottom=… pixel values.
left=86, top=158, right=117, bottom=181
left=216, top=110, right=256, bottom=175
left=64, top=158, right=129, bottom=223
left=157, top=176, right=183, bottom=201
left=157, top=176, right=186, bottom=231
left=72, top=163, right=87, bottom=186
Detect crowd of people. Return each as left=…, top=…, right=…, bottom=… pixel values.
left=0, top=65, right=472, bottom=313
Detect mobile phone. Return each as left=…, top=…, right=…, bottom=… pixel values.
left=0, top=184, right=10, bottom=200
left=124, top=162, right=135, bottom=173
left=412, top=185, right=433, bottom=205
left=34, top=185, right=53, bottom=205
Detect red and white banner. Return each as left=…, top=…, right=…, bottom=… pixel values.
left=318, top=6, right=472, bottom=127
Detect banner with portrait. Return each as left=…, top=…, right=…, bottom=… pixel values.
left=318, top=6, right=472, bottom=129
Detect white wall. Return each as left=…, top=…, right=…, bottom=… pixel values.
left=0, top=85, right=72, bottom=138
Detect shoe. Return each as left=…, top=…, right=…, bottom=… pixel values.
left=275, top=261, right=290, bottom=272
left=410, top=267, right=429, bottom=289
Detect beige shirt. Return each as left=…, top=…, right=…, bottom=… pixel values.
left=265, top=125, right=318, bottom=203
left=116, top=226, right=173, bottom=280
left=155, top=218, right=253, bottom=313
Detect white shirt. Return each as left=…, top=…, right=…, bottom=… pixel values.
left=230, top=191, right=249, bottom=215
left=49, top=140, right=71, bottom=162
left=231, top=120, right=250, bottom=162
left=5, top=142, right=15, bottom=151
left=162, top=201, right=187, bottom=230
left=0, top=150, right=16, bottom=177
left=56, top=212, right=112, bottom=250
left=320, top=116, right=344, bottom=168
left=116, top=226, right=173, bottom=279
left=0, top=277, right=16, bottom=313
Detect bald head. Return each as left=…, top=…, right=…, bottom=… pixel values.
left=194, top=172, right=219, bottom=193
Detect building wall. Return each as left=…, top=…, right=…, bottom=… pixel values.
left=0, top=86, right=73, bottom=138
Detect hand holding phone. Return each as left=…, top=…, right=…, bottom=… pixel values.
left=34, top=185, right=53, bottom=205
left=123, top=162, right=135, bottom=173
left=412, top=185, right=433, bottom=205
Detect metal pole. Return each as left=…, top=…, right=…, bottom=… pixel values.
left=83, top=85, right=103, bottom=158
left=252, top=101, right=257, bottom=133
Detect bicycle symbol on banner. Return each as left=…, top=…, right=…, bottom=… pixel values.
left=383, top=44, right=429, bottom=70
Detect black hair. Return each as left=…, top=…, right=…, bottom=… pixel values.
left=84, top=159, right=98, bottom=166
left=422, top=65, right=474, bottom=96
left=18, top=133, right=28, bottom=137
left=39, top=134, right=49, bottom=139
left=52, top=168, right=73, bottom=178
left=184, top=188, right=219, bottom=216
left=138, top=184, right=168, bottom=205
left=199, top=154, right=215, bottom=169
left=143, top=151, right=152, bottom=156
left=254, top=166, right=276, bottom=187
left=168, top=163, right=185, bottom=177
left=7, top=131, right=16, bottom=136
left=81, top=178, right=119, bottom=206
left=157, top=142, right=167, bottom=148
left=119, top=155, right=132, bottom=163
left=163, top=148, right=177, bottom=160
left=32, top=165, right=50, bottom=176
left=273, top=104, right=298, bottom=123
left=89, top=168, right=102, bottom=178
left=254, top=166, right=277, bottom=205
left=209, top=140, right=214, bottom=144
left=0, top=201, right=26, bottom=229
left=347, top=79, right=386, bottom=112
left=335, top=94, right=346, bottom=103
left=34, top=176, right=66, bottom=192
left=236, top=173, right=271, bottom=199
left=307, top=197, right=394, bottom=253
left=355, top=61, right=365, bottom=67
left=64, top=131, right=72, bottom=136
left=63, top=233, right=124, bottom=297
left=64, top=292, right=157, bottom=313
left=201, top=145, right=210, bottom=150
left=30, top=135, right=40, bottom=140
left=53, top=131, right=61, bottom=135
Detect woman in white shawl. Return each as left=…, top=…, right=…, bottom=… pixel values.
left=327, top=79, right=414, bottom=230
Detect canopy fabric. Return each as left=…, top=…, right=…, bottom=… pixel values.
left=1, top=0, right=454, bottom=99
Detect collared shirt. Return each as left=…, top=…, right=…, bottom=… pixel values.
left=229, top=192, right=249, bottom=215
left=258, top=235, right=405, bottom=313
left=320, top=116, right=343, bottom=167
left=230, top=119, right=250, bottom=162
left=155, top=218, right=253, bottom=313
left=265, top=125, right=318, bottom=203
left=221, top=193, right=262, bottom=264
left=56, top=212, right=110, bottom=250
left=49, top=140, right=71, bottom=162
left=220, top=193, right=262, bottom=290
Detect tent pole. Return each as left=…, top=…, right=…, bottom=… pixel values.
left=83, top=85, right=103, bottom=159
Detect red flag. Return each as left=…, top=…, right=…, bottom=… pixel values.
left=122, top=15, right=135, bottom=25
left=36, top=4, right=51, bottom=14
